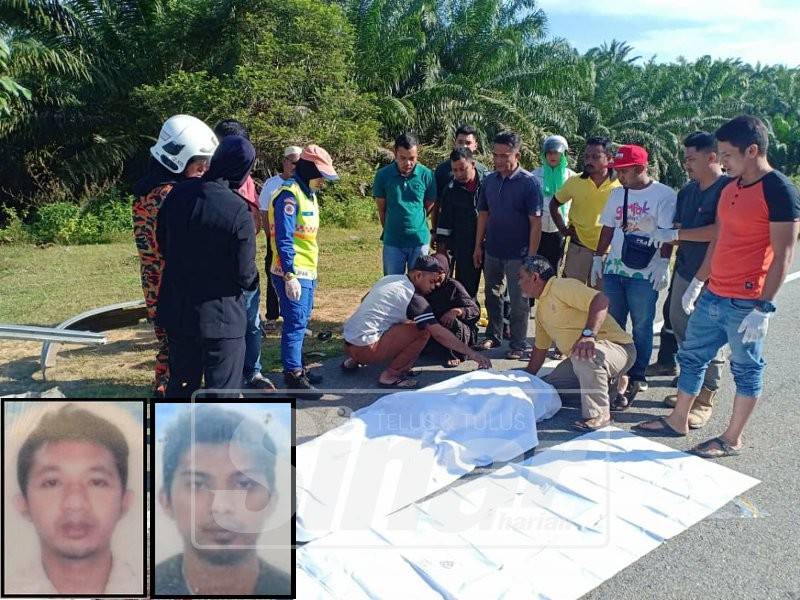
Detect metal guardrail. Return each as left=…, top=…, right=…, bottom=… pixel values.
left=0, top=324, right=106, bottom=345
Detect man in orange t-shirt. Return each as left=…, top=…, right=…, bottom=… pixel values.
left=635, top=115, right=800, bottom=458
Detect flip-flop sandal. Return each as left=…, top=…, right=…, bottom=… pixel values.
left=546, top=348, right=565, bottom=360
left=610, top=392, right=633, bottom=412
left=378, top=377, right=419, bottom=389
left=571, top=418, right=612, bottom=432
left=632, top=416, right=687, bottom=437
left=473, top=338, right=501, bottom=351
left=689, top=436, right=742, bottom=459
left=505, top=349, right=531, bottom=360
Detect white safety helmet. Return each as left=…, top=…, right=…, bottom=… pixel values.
left=543, top=135, right=569, bottom=154
left=150, top=114, right=219, bottom=174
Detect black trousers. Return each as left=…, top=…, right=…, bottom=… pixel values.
left=166, top=335, right=245, bottom=398
left=450, top=244, right=482, bottom=300
left=656, top=272, right=679, bottom=367
left=423, top=318, right=478, bottom=362
left=538, top=231, right=566, bottom=272
left=264, top=244, right=281, bottom=320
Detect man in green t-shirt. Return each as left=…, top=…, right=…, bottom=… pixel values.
left=374, top=132, right=438, bottom=275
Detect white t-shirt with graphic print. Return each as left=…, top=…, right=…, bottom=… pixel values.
left=599, top=181, right=677, bottom=280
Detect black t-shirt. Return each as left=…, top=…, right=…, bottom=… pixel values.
left=154, top=553, right=291, bottom=596
left=406, top=293, right=438, bottom=329
left=674, top=175, right=730, bottom=280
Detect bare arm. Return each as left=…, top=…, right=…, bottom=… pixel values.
left=594, top=225, right=615, bottom=256
left=525, top=347, right=548, bottom=375
left=528, top=215, right=542, bottom=256
left=761, top=221, right=800, bottom=301
left=427, top=323, right=491, bottom=368
left=375, top=197, right=387, bottom=227
left=549, top=197, right=573, bottom=237
left=584, top=292, right=610, bottom=332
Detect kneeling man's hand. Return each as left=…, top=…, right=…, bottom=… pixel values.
left=571, top=336, right=596, bottom=360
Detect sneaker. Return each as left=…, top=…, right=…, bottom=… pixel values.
left=247, top=373, right=276, bottom=390
left=285, top=370, right=323, bottom=399
left=629, top=377, right=649, bottom=392
left=646, top=362, right=678, bottom=377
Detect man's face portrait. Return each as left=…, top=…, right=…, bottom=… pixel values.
left=15, top=438, right=132, bottom=561
left=160, top=441, right=272, bottom=565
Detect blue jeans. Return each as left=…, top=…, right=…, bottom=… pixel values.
left=242, top=286, right=262, bottom=380
left=383, top=244, right=430, bottom=275
left=603, top=274, right=658, bottom=381
left=272, top=275, right=316, bottom=372
left=677, top=290, right=765, bottom=398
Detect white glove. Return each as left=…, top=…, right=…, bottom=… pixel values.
left=285, top=276, right=302, bottom=301
left=647, top=228, right=680, bottom=245
left=590, top=255, right=604, bottom=287
left=738, top=308, right=771, bottom=344
left=681, top=277, right=704, bottom=315
left=649, top=257, right=671, bottom=291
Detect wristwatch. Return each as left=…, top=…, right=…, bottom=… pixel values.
left=283, top=272, right=296, bottom=282
left=757, top=300, right=777, bottom=313
left=581, top=328, right=596, bottom=338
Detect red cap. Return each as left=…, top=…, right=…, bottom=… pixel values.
left=610, top=144, right=648, bottom=169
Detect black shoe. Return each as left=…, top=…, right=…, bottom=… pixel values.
left=285, top=370, right=323, bottom=399
left=670, top=376, right=678, bottom=387
left=247, top=373, right=276, bottom=390
left=646, top=362, right=678, bottom=377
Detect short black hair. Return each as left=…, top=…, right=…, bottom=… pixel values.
left=493, top=131, right=521, bottom=151
left=214, top=119, right=250, bottom=140
left=683, top=131, right=716, bottom=153
left=450, top=147, right=474, bottom=162
left=521, top=255, right=555, bottom=281
left=455, top=125, right=477, bottom=139
left=161, top=404, right=277, bottom=501
left=715, top=115, right=768, bottom=156
left=17, top=404, right=129, bottom=496
left=394, top=132, right=418, bottom=151
left=585, top=136, right=612, bottom=153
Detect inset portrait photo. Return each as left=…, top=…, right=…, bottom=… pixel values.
left=2, top=400, right=146, bottom=597
left=152, top=401, right=293, bottom=598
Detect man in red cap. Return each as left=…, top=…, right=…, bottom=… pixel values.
left=268, top=144, right=338, bottom=397
left=592, top=144, right=677, bottom=406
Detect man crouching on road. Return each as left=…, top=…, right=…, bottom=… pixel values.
left=342, top=255, right=492, bottom=389
left=520, top=255, right=636, bottom=431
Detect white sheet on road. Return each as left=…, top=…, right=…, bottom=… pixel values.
left=297, top=427, right=760, bottom=600
left=296, top=369, right=561, bottom=542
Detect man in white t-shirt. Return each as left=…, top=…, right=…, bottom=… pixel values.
left=341, top=255, right=492, bottom=388
left=257, top=146, right=302, bottom=330
left=532, top=135, right=576, bottom=273
left=592, top=144, right=677, bottom=405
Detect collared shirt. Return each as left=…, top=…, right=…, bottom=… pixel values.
left=154, top=553, right=291, bottom=596
left=709, top=170, right=800, bottom=299
left=434, top=158, right=490, bottom=199
left=5, top=554, right=141, bottom=595
left=555, top=174, right=621, bottom=250
left=373, top=162, right=437, bottom=248
left=534, top=277, right=632, bottom=352
left=477, top=166, right=543, bottom=260
left=435, top=171, right=486, bottom=248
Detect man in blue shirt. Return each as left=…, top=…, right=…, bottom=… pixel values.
left=373, top=132, right=438, bottom=275
left=473, top=131, right=544, bottom=358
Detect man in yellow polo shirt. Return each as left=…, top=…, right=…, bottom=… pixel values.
left=550, top=136, right=620, bottom=289
left=519, top=255, right=636, bottom=431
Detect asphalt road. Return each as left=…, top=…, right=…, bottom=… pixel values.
left=295, top=251, right=800, bottom=600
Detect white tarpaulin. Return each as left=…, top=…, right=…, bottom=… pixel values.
left=297, top=427, right=760, bottom=599
left=296, top=369, right=561, bottom=542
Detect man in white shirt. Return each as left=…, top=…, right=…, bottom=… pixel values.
left=341, top=255, right=492, bottom=388
left=8, top=404, right=141, bottom=596
left=257, top=145, right=302, bottom=330
left=592, top=144, right=677, bottom=405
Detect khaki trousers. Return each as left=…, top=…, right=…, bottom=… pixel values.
left=543, top=340, right=636, bottom=420
left=563, top=241, right=603, bottom=291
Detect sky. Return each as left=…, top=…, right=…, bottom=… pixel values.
left=538, top=0, right=800, bottom=67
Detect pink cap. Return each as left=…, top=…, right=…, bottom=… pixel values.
left=300, top=145, right=339, bottom=181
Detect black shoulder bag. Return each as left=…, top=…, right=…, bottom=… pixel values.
left=620, top=188, right=657, bottom=270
